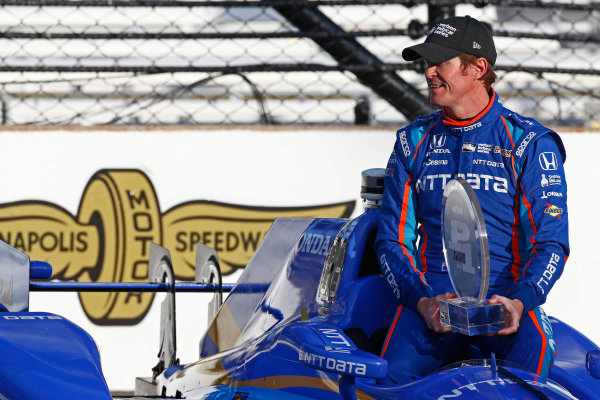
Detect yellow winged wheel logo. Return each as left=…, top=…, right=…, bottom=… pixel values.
left=0, top=169, right=354, bottom=325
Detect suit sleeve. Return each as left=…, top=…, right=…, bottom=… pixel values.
left=375, top=135, right=434, bottom=310
left=508, top=134, right=569, bottom=311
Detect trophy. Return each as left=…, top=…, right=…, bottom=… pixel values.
left=439, top=179, right=505, bottom=336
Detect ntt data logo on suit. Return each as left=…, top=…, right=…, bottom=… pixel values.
left=0, top=169, right=354, bottom=325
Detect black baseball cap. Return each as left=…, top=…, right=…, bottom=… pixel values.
left=402, top=15, right=497, bottom=65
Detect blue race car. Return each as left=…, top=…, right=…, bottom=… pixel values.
left=2, top=169, right=600, bottom=399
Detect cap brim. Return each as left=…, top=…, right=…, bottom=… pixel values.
left=402, top=42, right=463, bottom=64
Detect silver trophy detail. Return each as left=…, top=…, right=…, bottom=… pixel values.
left=439, top=179, right=505, bottom=336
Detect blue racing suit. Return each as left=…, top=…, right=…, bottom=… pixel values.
left=375, top=90, right=569, bottom=382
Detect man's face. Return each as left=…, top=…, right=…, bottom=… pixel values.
left=425, top=56, right=473, bottom=108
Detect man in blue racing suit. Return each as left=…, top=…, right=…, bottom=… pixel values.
left=375, top=15, right=569, bottom=383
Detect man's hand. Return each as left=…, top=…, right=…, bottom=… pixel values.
left=417, top=292, right=457, bottom=333
left=487, top=295, right=524, bottom=335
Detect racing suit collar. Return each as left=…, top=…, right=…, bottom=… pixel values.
left=442, top=88, right=497, bottom=129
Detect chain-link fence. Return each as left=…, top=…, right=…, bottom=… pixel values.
left=0, top=0, right=598, bottom=127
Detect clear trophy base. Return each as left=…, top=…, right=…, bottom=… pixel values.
left=439, top=296, right=505, bottom=336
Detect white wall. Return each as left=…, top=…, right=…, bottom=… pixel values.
left=544, top=133, right=600, bottom=341
left=0, top=127, right=597, bottom=390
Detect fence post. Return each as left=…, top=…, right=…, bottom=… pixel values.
left=1, top=93, right=6, bottom=125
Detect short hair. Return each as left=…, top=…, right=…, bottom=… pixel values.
left=459, top=53, right=496, bottom=91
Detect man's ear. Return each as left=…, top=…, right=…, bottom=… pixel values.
left=472, top=57, right=489, bottom=80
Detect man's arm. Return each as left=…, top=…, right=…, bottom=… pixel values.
left=507, top=134, right=570, bottom=312
left=375, top=136, right=434, bottom=311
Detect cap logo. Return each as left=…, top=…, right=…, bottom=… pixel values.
left=473, top=41, right=481, bottom=49
left=430, top=23, right=458, bottom=38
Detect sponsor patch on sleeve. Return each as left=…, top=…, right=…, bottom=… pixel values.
left=544, top=203, right=563, bottom=219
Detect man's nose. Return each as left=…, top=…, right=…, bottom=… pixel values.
left=425, top=64, right=437, bottom=79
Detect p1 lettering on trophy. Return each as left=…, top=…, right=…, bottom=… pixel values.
left=439, top=179, right=505, bottom=336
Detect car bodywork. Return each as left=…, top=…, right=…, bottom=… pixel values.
left=138, top=206, right=600, bottom=400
